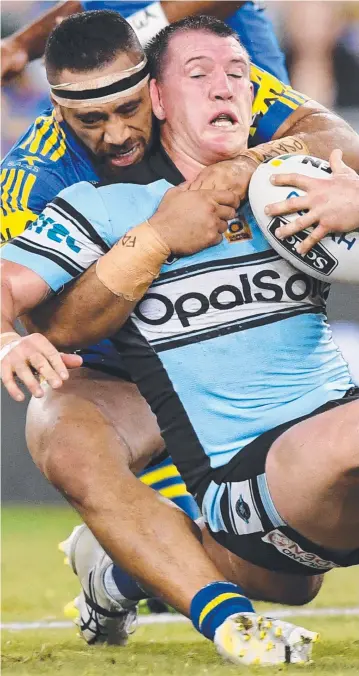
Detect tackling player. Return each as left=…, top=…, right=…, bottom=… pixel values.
left=2, top=16, right=359, bottom=666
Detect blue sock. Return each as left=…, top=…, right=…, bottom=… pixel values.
left=190, top=581, right=254, bottom=641
left=109, top=564, right=150, bottom=602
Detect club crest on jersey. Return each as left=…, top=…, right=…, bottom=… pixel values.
left=225, top=214, right=252, bottom=244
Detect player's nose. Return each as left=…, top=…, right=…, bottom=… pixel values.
left=209, top=70, right=233, bottom=101
left=103, top=120, right=131, bottom=145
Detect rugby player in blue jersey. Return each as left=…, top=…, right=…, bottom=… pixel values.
left=2, top=15, right=359, bottom=666
left=1, top=2, right=288, bottom=83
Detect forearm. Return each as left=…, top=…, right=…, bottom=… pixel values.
left=27, top=264, right=136, bottom=350
left=239, top=103, right=359, bottom=180
left=27, top=220, right=170, bottom=350
left=273, top=101, right=359, bottom=172
left=5, top=1, right=81, bottom=62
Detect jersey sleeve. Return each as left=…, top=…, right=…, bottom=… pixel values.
left=1, top=165, right=66, bottom=243
left=1, top=182, right=111, bottom=292
left=249, top=64, right=308, bottom=147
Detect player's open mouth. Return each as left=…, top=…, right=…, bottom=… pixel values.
left=209, top=112, right=239, bottom=129
left=109, top=144, right=139, bottom=166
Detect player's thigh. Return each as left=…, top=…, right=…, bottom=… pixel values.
left=266, top=398, right=359, bottom=545
left=200, top=522, right=323, bottom=605
left=26, top=367, right=164, bottom=474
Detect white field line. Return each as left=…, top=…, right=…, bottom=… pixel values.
left=2, top=608, right=359, bottom=631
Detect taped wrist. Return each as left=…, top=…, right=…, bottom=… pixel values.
left=240, top=136, right=310, bottom=166
left=127, top=2, right=169, bottom=46
left=0, top=331, right=21, bottom=350
left=95, top=221, right=170, bottom=302
left=0, top=332, right=21, bottom=361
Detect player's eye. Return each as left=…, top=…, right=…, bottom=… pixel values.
left=228, top=73, right=243, bottom=79
left=79, top=117, right=102, bottom=126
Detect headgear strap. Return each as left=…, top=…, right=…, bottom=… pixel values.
left=50, top=58, right=149, bottom=108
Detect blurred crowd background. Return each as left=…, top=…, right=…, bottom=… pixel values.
left=1, top=1, right=358, bottom=501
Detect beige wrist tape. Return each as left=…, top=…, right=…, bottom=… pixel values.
left=240, top=136, right=310, bottom=166
left=0, top=331, right=21, bottom=350
left=96, top=221, right=170, bottom=301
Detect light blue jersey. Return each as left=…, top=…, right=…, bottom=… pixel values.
left=3, top=151, right=353, bottom=482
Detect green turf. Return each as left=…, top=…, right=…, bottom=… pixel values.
left=2, top=506, right=359, bottom=675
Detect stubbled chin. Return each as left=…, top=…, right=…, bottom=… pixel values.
left=205, top=134, right=247, bottom=160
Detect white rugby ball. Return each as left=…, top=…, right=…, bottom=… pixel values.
left=248, top=154, right=359, bottom=284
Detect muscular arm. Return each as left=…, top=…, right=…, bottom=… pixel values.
left=1, top=261, right=51, bottom=334
left=1, top=261, right=83, bottom=400
left=269, top=100, right=359, bottom=171
left=26, top=266, right=135, bottom=349
left=1, top=1, right=243, bottom=80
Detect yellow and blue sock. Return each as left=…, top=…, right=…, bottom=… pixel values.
left=190, top=581, right=254, bottom=640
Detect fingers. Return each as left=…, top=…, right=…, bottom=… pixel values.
left=265, top=195, right=309, bottom=217
left=1, top=361, right=29, bottom=402
left=211, top=190, right=238, bottom=207
left=329, top=149, right=343, bottom=173
left=329, top=149, right=356, bottom=177
left=60, top=353, right=83, bottom=368
left=216, top=204, right=237, bottom=222
left=270, top=172, right=313, bottom=191
left=1, top=335, right=81, bottom=402
left=274, top=210, right=319, bottom=241
left=296, top=224, right=329, bottom=256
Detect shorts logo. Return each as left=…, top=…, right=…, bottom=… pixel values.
left=235, top=495, right=251, bottom=523
left=262, top=529, right=339, bottom=570
left=225, top=215, right=252, bottom=244
left=228, top=480, right=263, bottom=536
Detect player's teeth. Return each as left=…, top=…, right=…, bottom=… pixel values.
left=212, top=119, right=232, bottom=127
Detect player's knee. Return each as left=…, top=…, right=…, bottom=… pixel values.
left=248, top=572, right=323, bottom=606
left=284, top=574, right=324, bottom=606
left=329, top=401, right=359, bottom=479
left=26, top=390, right=124, bottom=508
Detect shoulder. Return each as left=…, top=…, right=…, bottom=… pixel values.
left=249, top=64, right=308, bottom=145
left=3, top=108, right=68, bottom=171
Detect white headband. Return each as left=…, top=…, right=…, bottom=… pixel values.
left=50, top=57, right=149, bottom=108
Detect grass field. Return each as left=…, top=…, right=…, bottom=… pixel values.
left=2, top=506, right=359, bottom=675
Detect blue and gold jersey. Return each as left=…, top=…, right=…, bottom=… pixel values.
left=1, top=66, right=307, bottom=244
left=1, top=109, right=99, bottom=242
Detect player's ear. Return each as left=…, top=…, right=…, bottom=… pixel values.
left=150, top=78, right=165, bottom=121
left=50, top=96, right=63, bottom=123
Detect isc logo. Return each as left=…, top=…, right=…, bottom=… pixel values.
left=268, top=216, right=338, bottom=276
